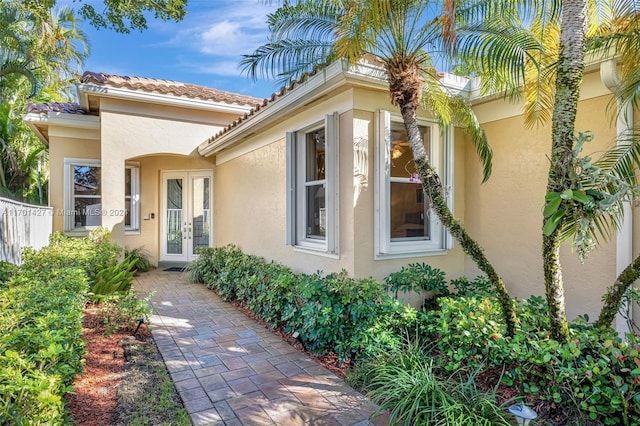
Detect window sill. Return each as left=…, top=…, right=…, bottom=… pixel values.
left=293, top=245, right=340, bottom=259
left=125, top=229, right=141, bottom=236
left=375, top=248, right=448, bottom=261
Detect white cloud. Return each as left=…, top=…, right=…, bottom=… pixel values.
left=198, top=20, right=264, bottom=56
left=159, top=1, right=277, bottom=60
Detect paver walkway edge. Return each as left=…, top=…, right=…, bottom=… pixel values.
left=134, top=270, right=389, bottom=426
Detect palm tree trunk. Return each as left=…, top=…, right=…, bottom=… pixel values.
left=544, top=0, right=587, bottom=344
left=596, top=254, right=640, bottom=328
left=398, top=104, right=517, bottom=336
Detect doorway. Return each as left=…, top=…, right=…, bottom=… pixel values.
left=160, top=170, right=212, bottom=262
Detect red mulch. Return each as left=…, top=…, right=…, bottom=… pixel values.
left=65, top=308, right=149, bottom=426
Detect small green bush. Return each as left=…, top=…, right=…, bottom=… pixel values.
left=0, top=228, right=125, bottom=424
left=348, top=336, right=512, bottom=425
left=97, top=290, right=153, bottom=335
left=0, top=261, right=16, bottom=286
left=124, top=246, right=154, bottom=273
left=188, top=245, right=411, bottom=359
left=385, top=262, right=449, bottom=300
left=0, top=267, right=87, bottom=424
left=21, top=229, right=120, bottom=282
left=89, top=256, right=136, bottom=303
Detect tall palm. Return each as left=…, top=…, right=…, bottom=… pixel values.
left=0, top=2, right=38, bottom=96
left=465, top=0, right=640, bottom=339
left=241, top=0, right=550, bottom=335
left=0, top=1, right=87, bottom=202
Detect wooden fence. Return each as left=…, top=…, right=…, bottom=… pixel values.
left=0, top=197, right=52, bottom=264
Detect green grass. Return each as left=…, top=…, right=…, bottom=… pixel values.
left=113, top=339, right=190, bottom=426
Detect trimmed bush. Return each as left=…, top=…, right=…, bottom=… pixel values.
left=0, top=267, right=87, bottom=424
left=188, top=245, right=413, bottom=359
left=0, top=228, right=121, bottom=424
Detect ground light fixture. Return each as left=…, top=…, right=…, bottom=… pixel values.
left=508, top=403, right=537, bottom=425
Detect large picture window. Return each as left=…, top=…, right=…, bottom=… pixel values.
left=286, top=113, right=339, bottom=254
left=64, top=158, right=140, bottom=232
left=375, top=110, right=452, bottom=257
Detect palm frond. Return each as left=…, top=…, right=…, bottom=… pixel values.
left=241, top=39, right=335, bottom=85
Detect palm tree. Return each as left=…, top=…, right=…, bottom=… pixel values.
left=0, top=1, right=87, bottom=202
left=465, top=0, right=640, bottom=339
left=241, top=0, right=548, bottom=335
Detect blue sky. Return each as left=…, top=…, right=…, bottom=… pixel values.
left=70, top=0, right=281, bottom=99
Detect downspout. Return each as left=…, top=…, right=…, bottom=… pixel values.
left=600, top=59, right=634, bottom=334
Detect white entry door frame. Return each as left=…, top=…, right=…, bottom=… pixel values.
left=160, top=170, right=212, bottom=262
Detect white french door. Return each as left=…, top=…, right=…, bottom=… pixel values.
left=161, top=170, right=212, bottom=262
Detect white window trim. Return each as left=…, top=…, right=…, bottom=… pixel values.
left=64, top=157, right=101, bottom=234
left=374, top=110, right=453, bottom=259
left=125, top=163, right=141, bottom=234
left=64, top=158, right=141, bottom=235
left=286, top=113, right=339, bottom=255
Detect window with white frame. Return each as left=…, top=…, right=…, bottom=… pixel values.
left=375, top=110, right=452, bottom=257
left=286, top=113, right=339, bottom=254
left=64, top=158, right=140, bottom=232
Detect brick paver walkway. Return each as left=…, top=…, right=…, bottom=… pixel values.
left=134, top=270, right=387, bottom=426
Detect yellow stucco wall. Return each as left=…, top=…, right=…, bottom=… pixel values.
left=465, top=95, right=618, bottom=320
left=214, top=87, right=467, bottom=287
left=48, top=134, right=100, bottom=232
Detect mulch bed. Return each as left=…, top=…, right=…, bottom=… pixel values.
left=65, top=308, right=150, bottom=426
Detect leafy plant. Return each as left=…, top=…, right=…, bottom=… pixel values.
left=0, top=261, right=16, bottom=287
left=89, top=256, right=137, bottom=303
left=450, top=274, right=492, bottom=297
left=124, top=246, right=154, bottom=273
left=96, top=290, right=153, bottom=335
left=351, top=336, right=512, bottom=425
left=385, top=263, right=449, bottom=302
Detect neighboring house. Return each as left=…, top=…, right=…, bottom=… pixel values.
left=23, top=60, right=638, bottom=329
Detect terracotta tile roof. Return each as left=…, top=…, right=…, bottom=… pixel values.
left=81, top=71, right=264, bottom=107
left=27, top=102, right=86, bottom=114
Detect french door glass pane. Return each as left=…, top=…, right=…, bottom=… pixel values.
left=192, top=177, right=210, bottom=252
left=306, top=184, right=326, bottom=239
left=390, top=182, right=429, bottom=240
left=167, top=178, right=183, bottom=254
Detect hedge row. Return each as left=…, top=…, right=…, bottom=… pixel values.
left=188, top=245, right=414, bottom=359
left=0, top=231, right=121, bottom=425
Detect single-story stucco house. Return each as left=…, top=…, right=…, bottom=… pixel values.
left=22, top=57, right=639, bottom=331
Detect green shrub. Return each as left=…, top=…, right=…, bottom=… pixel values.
left=124, top=246, right=154, bottom=273
left=21, top=229, right=120, bottom=282
left=349, top=336, right=512, bottom=425
left=450, top=274, right=492, bottom=296
left=187, top=245, right=409, bottom=359
left=0, top=261, right=16, bottom=286
left=0, top=267, right=87, bottom=424
left=384, top=262, right=449, bottom=300
left=416, top=293, right=640, bottom=425
left=89, top=256, right=136, bottom=303
left=96, top=290, right=153, bottom=335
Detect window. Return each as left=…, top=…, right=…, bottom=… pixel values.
left=64, top=158, right=140, bottom=232
left=375, top=110, right=452, bottom=257
left=286, top=113, right=339, bottom=254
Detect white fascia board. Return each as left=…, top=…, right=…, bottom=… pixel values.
left=48, top=112, right=100, bottom=130
left=199, top=60, right=469, bottom=157
left=76, top=83, right=255, bottom=115
left=23, top=112, right=100, bottom=143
